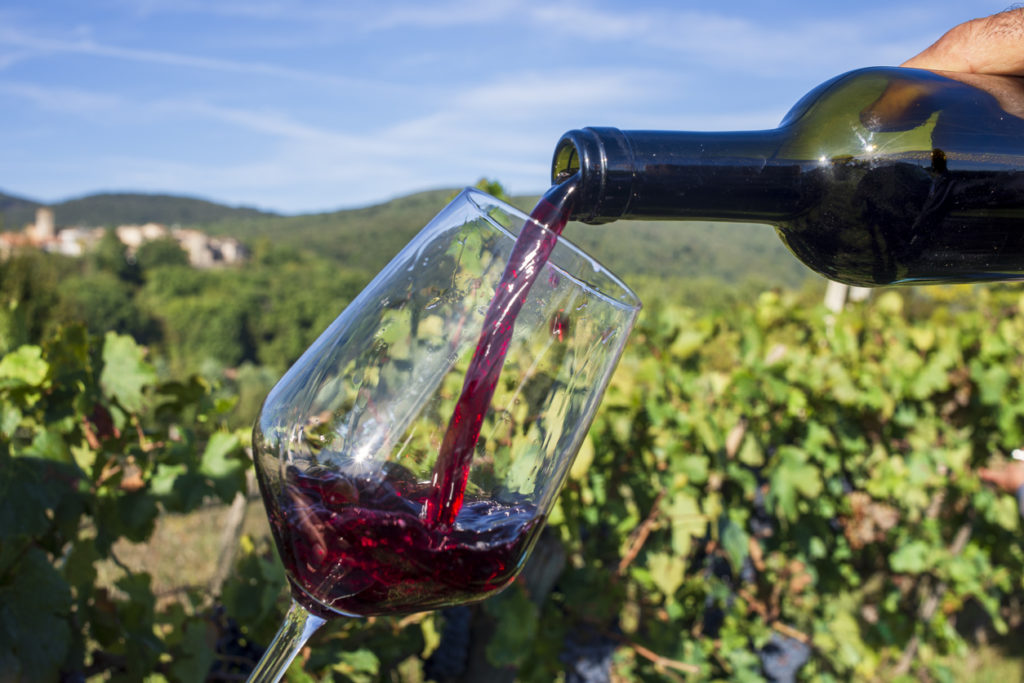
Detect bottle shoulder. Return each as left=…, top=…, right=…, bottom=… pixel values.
left=776, top=66, right=1024, bottom=162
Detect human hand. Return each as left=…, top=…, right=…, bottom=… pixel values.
left=901, top=9, right=1024, bottom=75
left=864, top=9, right=1024, bottom=130
left=977, top=458, right=1024, bottom=495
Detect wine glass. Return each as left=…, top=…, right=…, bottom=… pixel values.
left=247, top=188, right=641, bottom=681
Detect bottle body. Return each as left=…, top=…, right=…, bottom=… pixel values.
left=552, top=67, right=1024, bottom=286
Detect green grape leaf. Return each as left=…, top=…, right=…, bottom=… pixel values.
left=62, top=538, right=99, bottom=592
left=100, top=332, right=157, bottom=413
left=0, top=547, right=73, bottom=681
left=111, top=573, right=164, bottom=676
left=889, top=539, right=932, bottom=574
left=156, top=376, right=210, bottom=416
left=221, top=537, right=286, bottom=636
left=720, top=517, right=750, bottom=573
left=331, top=649, right=381, bottom=683
left=971, top=360, right=1010, bottom=407
left=769, top=447, right=823, bottom=521
left=171, top=470, right=213, bottom=513
left=200, top=431, right=244, bottom=478
left=0, top=402, right=20, bottom=438
left=988, top=495, right=1020, bottom=532
left=25, top=429, right=70, bottom=462
left=678, top=455, right=709, bottom=485
left=42, top=323, right=90, bottom=379
left=95, top=490, right=160, bottom=551
left=0, top=457, right=81, bottom=541
left=505, top=442, right=541, bottom=495
left=0, top=344, right=48, bottom=388
left=285, top=660, right=319, bottom=683
left=484, top=584, right=538, bottom=667
left=200, top=431, right=247, bottom=502
left=149, top=463, right=187, bottom=498
left=670, top=326, right=710, bottom=359
left=116, top=572, right=156, bottom=624
left=167, top=619, right=216, bottom=683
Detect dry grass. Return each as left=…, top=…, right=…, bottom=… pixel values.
left=95, top=497, right=274, bottom=604
left=945, top=640, right=1024, bottom=683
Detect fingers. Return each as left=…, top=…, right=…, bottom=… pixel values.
left=977, top=466, right=1003, bottom=486
left=902, top=9, right=1024, bottom=75
left=978, top=461, right=1024, bottom=494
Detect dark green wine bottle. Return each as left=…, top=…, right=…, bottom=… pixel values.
left=551, top=67, right=1024, bottom=286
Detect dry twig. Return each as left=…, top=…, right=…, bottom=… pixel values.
left=618, top=491, right=665, bottom=576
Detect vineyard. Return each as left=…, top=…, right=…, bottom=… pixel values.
left=3, top=276, right=1024, bottom=681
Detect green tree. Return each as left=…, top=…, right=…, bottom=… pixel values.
left=90, top=228, right=140, bottom=283
left=0, top=251, right=76, bottom=348
left=55, top=272, right=154, bottom=340
left=159, top=296, right=251, bottom=370
left=474, top=177, right=511, bottom=201
left=136, top=236, right=190, bottom=271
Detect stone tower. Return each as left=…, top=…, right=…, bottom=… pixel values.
left=34, top=207, right=55, bottom=241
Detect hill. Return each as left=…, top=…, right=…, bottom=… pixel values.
left=203, top=188, right=458, bottom=275
left=560, top=218, right=809, bottom=290
left=0, top=189, right=276, bottom=230
left=206, top=191, right=811, bottom=289
left=0, top=191, right=42, bottom=230
left=0, top=187, right=813, bottom=289
left=203, top=189, right=809, bottom=287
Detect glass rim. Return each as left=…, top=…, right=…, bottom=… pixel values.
left=460, top=187, right=642, bottom=312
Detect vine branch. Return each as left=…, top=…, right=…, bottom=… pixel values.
left=618, top=491, right=665, bottom=576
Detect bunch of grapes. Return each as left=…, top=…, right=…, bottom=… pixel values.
left=209, top=606, right=265, bottom=680
left=561, top=629, right=617, bottom=683
left=424, top=606, right=473, bottom=681
left=759, top=633, right=811, bottom=682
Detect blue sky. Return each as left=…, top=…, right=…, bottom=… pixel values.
left=0, top=1, right=1012, bottom=214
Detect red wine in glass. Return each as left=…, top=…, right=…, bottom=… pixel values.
left=271, top=467, right=542, bottom=617
left=262, top=177, right=579, bottom=618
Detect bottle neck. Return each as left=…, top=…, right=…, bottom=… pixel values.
left=552, top=126, right=803, bottom=224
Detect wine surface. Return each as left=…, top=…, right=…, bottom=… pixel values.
left=272, top=467, right=540, bottom=617
left=421, top=177, right=578, bottom=527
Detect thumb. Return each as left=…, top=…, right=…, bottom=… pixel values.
left=902, top=9, right=1024, bottom=75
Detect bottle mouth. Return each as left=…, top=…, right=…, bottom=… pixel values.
left=550, top=127, right=633, bottom=224
left=552, top=139, right=581, bottom=184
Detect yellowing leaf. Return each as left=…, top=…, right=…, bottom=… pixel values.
left=569, top=434, right=595, bottom=480
left=908, top=326, right=935, bottom=352
left=0, top=345, right=48, bottom=388
left=647, top=551, right=686, bottom=600
left=667, top=491, right=705, bottom=559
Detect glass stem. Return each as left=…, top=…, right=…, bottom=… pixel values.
left=247, top=600, right=327, bottom=683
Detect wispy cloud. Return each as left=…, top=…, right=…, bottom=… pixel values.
left=0, top=81, right=125, bottom=113
left=0, top=48, right=38, bottom=70
left=117, top=0, right=529, bottom=31
left=525, top=4, right=943, bottom=73
left=0, top=26, right=393, bottom=92
left=527, top=4, right=650, bottom=41
left=360, top=0, right=526, bottom=31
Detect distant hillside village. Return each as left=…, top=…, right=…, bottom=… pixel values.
left=0, top=207, right=248, bottom=268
